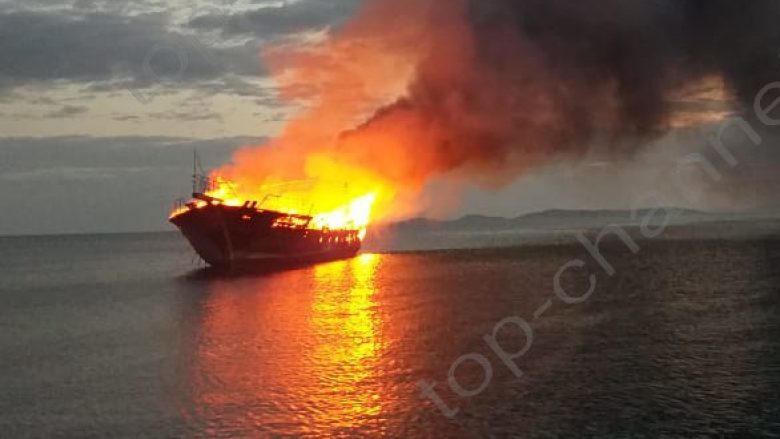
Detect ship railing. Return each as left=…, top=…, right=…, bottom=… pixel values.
left=171, top=198, right=187, bottom=214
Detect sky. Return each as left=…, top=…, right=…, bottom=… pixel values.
left=0, top=0, right=776, bottom=235
left=0, top=0, right=360, bottom=235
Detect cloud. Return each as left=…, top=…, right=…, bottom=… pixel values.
left=45, top=104, right=89, bottom=118
left=148, top=109, right=223, bottom=122
left=0, top=135, right=263, bottom=176
left=111, top=114, right=141, bottom=122
left=0, top=1, right=362, bottom=96
left=188, top=0, right=361, bottom=38
left=0, top=9, right=263, bottom=93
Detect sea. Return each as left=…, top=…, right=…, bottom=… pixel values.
left=1, top=219, right=779, bottom=438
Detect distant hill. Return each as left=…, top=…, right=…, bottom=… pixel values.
left=386, top=208, right=715, bottom=232
left=364, top=208, right=780, bottom=252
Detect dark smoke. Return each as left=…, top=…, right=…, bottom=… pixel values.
left=337, top=0, right=780, bottom=187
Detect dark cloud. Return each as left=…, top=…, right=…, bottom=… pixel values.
left=189, top=0, right=361, bottom=38
left=0, top=0, right=362, bottom=95
left=0, top=9, right=263, bottom=93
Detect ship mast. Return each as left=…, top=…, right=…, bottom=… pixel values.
left=191, top=148, right=208, bottom=194
left=192, top=148, right=197, bottom=194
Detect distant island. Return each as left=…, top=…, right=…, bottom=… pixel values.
left=363, top=208, right=780, bottom=252
left=384, top=208, right=720, bottom=232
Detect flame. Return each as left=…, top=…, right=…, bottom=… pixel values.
left=168, top=200, right=208, bottom=220
left=182, top=152, right=397, bottom=236
left=311, top=194, right=376, bottom=237
left=168, top=169, right=386, bottom=240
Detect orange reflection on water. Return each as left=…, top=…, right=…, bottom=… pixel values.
left=185, top=254, right=386, bottom=437
left=307, top=254, right=384, bottom=430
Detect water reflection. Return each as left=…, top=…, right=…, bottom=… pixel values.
left=183, top=255, right=385, bottom=437
left=307, top=254, right=383, bottom=429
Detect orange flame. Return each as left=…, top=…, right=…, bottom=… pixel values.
left=198, top=154, right=394, bottom=236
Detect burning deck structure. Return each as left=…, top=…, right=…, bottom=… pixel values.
left=170, top=193, right=362, bottom=270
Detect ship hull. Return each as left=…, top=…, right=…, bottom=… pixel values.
left=170, top=203, right=361, bottom=270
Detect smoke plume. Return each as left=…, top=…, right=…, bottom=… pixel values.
left=221, top=0, right=780, bottom=217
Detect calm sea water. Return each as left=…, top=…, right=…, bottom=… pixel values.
left=1, top=223, right=779, bottom=437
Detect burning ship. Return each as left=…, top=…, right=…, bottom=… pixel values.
left=170, top=162, right=375, bottom=270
